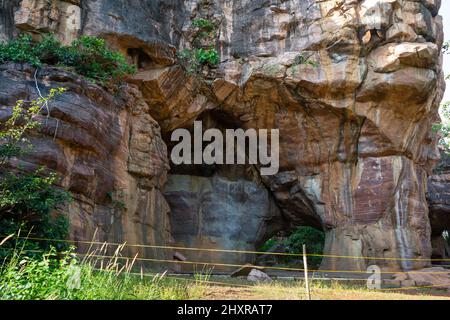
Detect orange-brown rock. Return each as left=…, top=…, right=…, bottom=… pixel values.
left=0, top=0, right=447, bottom=273
left=0, top=63, right=171, bottom=266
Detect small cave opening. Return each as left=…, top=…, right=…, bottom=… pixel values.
left=163, top=110, right=250, bottom=178
left=126, top=48, right=157, bottom=71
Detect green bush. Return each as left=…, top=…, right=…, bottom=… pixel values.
left=0, top=34, right=136, bottom=84
left=195, top=47, right=220, bottom=66
left=284, top=226, right=325, bottom=269
left=178, top=46, right=220, bottom=74
left=178, top=17, right=220, bottom=75
left=0, top=169, right=71, bottom=257
left=262, top=226, right=325, bottom=269
left=192, top=18, right=216, bottom=33
left=435, top=41, right=450, bottom=154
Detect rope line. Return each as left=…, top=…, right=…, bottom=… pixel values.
left=76, top=252, right=450, bottom=275
left=2, top=248, right=450, bottom=294
left=4, top=234, right=450, bottom=262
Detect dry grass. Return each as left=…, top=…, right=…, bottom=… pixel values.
left=202, top=278, right=450, bottom=300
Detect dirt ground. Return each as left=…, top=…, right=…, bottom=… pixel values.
left=199, top=278, right=450, bottom=300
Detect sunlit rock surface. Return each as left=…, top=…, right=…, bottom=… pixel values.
left=0, top=0, right=446, bottom=272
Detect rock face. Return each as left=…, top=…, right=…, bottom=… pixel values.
left=164, top=171, right=285, bottom=270
left=0, top=0, right=446, bottom=272
left=428, top=152, right=450, bottom=260
left=0, top=63, right=171, bottom=265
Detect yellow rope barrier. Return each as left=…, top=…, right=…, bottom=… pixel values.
left=4, top=234, right=450, bottom=262
left=2, top=246, right=450, bottom=294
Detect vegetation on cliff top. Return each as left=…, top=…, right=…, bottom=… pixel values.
left=0, top=34, right=136, bottom=84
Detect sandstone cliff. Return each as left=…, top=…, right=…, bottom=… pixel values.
left=0, top=0, right=446, bottom=272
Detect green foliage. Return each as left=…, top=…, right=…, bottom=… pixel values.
left=260, top=237, right=277, bottom=252
left=178, top=18, right=220, bottom=76
left=192, top=18, right=216, bottom=33
left=284, top=226, right=325, bottom=269
left=0, top=170, right=71, bottom=255
left=195, top=47, right=220, bottom=66
left=434, top=41, right=450, bottom=153
left=0, top=90, right=71, bottom=257
left=433, top=102, right=450, bottom=153
left=68, top=36, right=136, bottom=84
left=178, top=47, right=220, bottom=74
left=0, top=34, right=136, bottom=84
left=0, top=87, right=65, bottom=165
left=293, top=53, right=318, bottom=67
left=0, top=243, right=202, bottom=300
left=262, top=226, right=325, bottom=269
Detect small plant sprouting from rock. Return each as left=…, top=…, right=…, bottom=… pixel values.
left=178, top=17, right=220, bottom=76
left=192, top=18, right=216, bottom=33
left=107, top=190, right=126, bottom=211
left=0, top=34, right=136, bottom=85
left=292, top=53, right=318, bottom=68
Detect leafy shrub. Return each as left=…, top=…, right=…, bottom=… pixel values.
left=284, top=226, right=325, bottom=269
left=192, top=18, right=216, bottom=33
left=0, top=170, right=71, bottom=256
left=195, top=47, right=220, bottom=66
left=178, top=47, right=220, bottom=74
left=261, top=226, right=325, bottom=269
left=0, top=34, right=136, bottom=84
left=178, top=17, right=220, bottom=75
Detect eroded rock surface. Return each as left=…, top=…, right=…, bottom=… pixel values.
left=0, top=0, right=446, bottom=272
left=0, top=63, right=171, bottom=265
left=428, top=152, right=450, bottom=260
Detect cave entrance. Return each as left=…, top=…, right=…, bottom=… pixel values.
left=432, top=230, right=450, bottom=262
left=162, top=110, right=289, bottom=273
left=161, top=110, right=323, bottom=274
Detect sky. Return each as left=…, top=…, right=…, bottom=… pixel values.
left=442, top=1, right=450, bottom=102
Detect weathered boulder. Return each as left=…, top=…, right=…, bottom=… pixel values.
left=247, top=269, right=272, bottom=283
left=393, top=267, right=450, bottom=290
